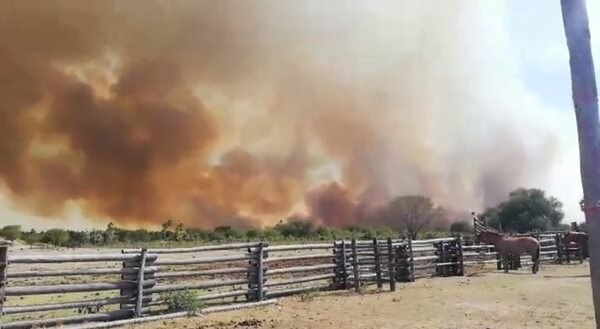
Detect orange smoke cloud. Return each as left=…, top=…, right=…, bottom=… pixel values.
left=0, top=1, right=565, bottom=228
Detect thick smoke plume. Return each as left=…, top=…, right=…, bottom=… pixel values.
left=0, top=1, right=572, bottom=228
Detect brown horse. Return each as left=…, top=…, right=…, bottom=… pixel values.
left=475, top=231, right=541, bottom=274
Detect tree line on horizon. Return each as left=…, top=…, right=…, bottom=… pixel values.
left=0, top=188, right=572, bottom=247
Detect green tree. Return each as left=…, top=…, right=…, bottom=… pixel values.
left=89, top=230, right=104, bottom=245
left=68, top=230, right=88, bottom=247
left=481, top=188, right=564, bottom=233
left=43, top=229, right=70, bottom=247
left=245, top=228, right=261, bottom=240
left=130, top=229, right=151, bottom=242
left=385, top=196, right=444, bottom=239
left=104, top=222, right=117, bottom=244
left=186, top=228, right=209, bottom=241
left=262, top=228, right=282, bottom=241
left=21, top=229, right=41, bottom=248
left=0, top=225, right=22, bottom=241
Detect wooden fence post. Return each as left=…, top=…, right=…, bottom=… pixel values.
left=351, top=239, right=360, bottom=293
left=435, top=242, right=449, bottom=277
left=373, top=239, right=383, bottom=289
left=340, top=241, right=348, bottom=289
left=555, top=234, right=563, bottom=264
left=257, top=242, right=265, bottom=301
left=247, top=242, right=267, bottom=302
left=408, top=237, right=415, bottom=282
left=387, top=238, right=396, bottom=291
left=496, top=250, right=502, bottom=270
left=456, top=235, right=464, bottom=276
left=120, top=257, right=136, bottom=312
left=135, top=248, right=147, bottom=318
left=0, top=243, right=8, bottom=325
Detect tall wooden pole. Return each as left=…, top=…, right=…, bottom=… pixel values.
left=560, top=0, right=600, bottom=326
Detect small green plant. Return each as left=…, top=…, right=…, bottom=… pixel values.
left=299, top=289, right=317, bottom=302
left=160, top=290, right=202, bottom=312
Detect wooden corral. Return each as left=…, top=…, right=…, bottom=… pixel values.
left=0, top=234, right=585, bottom=329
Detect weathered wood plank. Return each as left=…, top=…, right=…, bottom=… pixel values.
left=2, top=310, right=133, bottom=329
left=145, top=278, right=248, bottom=294
left=3, top=296, right=146, bottom=314
left=7, top=267, right=157, bottom=278
left=154, top=267, right=247, bottom=279
left=0, top=245, right=8, bottom=324
left=265, top=254, right=332, bottom=263
left=341, top=241, right=348, bottom=289
left=135, top=248, right=147, bottom=317
left=264, top=274, right=335, bottom=287
left=5, top=281, right=154, bottom=296
left=351, top=239, right=360, bottom=292
left=372, top=239, right=383, bottom=289
left=8, top=254, right=154, bottom=264
left=267, top=264, right=336, bottom=275
left=122, top=242, right=261, bottom=254
left=153, top=255, right=250, bottom=266
left=265, top=244, right=332, bottom=252
left=387, top=237, right=396, bottom=291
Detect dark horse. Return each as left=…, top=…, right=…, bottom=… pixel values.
left=562, top=231, right=589, bottom=259
left=475, top=231, right=541, bottom=274
left=563, top=231, right=588, bottom=246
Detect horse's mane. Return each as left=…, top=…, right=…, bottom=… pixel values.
left=483, top=228, right=501, bottom=235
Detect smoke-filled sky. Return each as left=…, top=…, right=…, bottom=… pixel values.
left=0, top=1, right=598, bottom=230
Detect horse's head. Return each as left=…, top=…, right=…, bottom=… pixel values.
left=475, top=230, right=502, bottom=245
left=474, top=232, right=484, bottom=244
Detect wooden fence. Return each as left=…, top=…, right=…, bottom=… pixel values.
left=0, top=234, right=584, bottom=329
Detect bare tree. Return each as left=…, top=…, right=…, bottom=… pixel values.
left=161, top=219, right=174, bottom=240
left=385, top=196, right=443, bottom=239
left=174, top=223, right=187, bottom=241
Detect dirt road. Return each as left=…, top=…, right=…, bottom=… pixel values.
left=131, top=264, right=594, bottom=329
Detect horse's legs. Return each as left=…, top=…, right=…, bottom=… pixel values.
left=529, top=250, right=539, bottom=274
left=502, top=253, right=509, bottom=273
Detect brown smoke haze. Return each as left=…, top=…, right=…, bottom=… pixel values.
left=0, top=1, right=572, bottom=229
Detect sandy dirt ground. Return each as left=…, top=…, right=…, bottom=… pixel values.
left=130, top=264, right=594, bottom=329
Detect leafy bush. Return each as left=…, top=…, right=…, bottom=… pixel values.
left=245, top=228, right=261, bottom=240
left=21, top=230, right=41, bottom=247
left=299, top=288, right=317, bottom=302
left=420, top=231, right=450, bottom=240
left=160, top=290, right=202, bottom=312
left=275, top=219, right=316, bottom=239
left=0, top=225, right=22, bottom=241
left=43, top=229, right=70, bottom=247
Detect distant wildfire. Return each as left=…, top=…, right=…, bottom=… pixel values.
left=0, top=1, right=569, bottom=229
